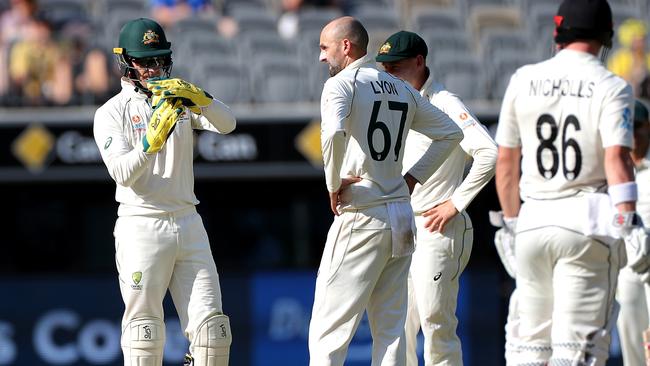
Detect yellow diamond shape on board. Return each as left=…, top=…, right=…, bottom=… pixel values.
left=12, top=124, right=54, bottom=173
left=295, top=120, right=323, bottom=167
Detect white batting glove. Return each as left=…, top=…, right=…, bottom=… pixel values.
left=614, top=212, right=650, bottom=283
left=490, top=211, right=517, bottom=279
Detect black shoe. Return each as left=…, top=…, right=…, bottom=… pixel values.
left=183, top=353, right=194, bottom=366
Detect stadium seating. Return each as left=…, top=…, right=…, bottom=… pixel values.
left=251, top=56, right=305, bottom=103
left=3, top=0, right=649, bottom=107
left=198, top=59, right=252, bottom=105
left=488, top=50, right=540, bottom=100
left=432, top=52, right=487, bottom=101
left=296, top=8, right=343, bottom=35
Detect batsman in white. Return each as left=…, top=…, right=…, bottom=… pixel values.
left=376, top=31, right=497, bottom=366
left=309, top=16, right=464, bottom=366
left=92, top=18, right=235, bottom=366
left=495, top=0, right=650, bottom=364
left=616, top=99, right=650, bottom=365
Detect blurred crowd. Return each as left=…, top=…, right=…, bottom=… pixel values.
left=1, top=0, right=650, bottom=107
left=607, top=17, right=650, bottom=99
left=0, top=0, right=344, bottom=107
left=0, top=0, right=117, bottom=106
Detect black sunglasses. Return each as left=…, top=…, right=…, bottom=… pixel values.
left=131, top=56, right=171, bottom=68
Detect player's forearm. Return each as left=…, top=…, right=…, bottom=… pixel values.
left=605, top=145, right=637, bottom=212
left=106, top=147, right=153, bottom=187
left=451, top=143, right=497, bottom=212
left=322, top=130, right=346, bottom=192
left=495, top=146, right=521, bottom=218
left=200, top=99, right=236, bottom=134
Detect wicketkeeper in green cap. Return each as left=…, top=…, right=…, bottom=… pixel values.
left=95, top=17, right=237, bottom=366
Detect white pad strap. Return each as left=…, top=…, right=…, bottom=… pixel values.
left=190, top=314, right=232, bottom=366
left=121, top=317, right=165, bottom=366
left=609, top=181, right=638, bottom=206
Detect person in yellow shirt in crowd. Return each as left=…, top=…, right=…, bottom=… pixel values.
left=607, top=18, right=650, bottom=96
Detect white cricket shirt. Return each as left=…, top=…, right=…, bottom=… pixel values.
left=496, top=49, right=633, bottom=201
left=320, top=55, right=464, bottom=211
left=94, top=79, right=236, bottom=216
left=403, top=73, right=497, bottom=214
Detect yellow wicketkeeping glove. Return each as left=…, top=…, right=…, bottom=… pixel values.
left=142, top=98, right=184, bottom=154
left=147, top=78, right=213, bottom=114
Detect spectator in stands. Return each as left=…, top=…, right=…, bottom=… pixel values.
left=60, top=20, right=119, bottom=105
left=0, top=0, right=38, bottom=96
left=0, top=0, right=37, bottom=43
left=278, top=0, right=302, bottom=39
left=608, top=18, right=650, bottom=96
left=277, top=0, right=338, bottom=39
left=150, top=0, right=238, bottom=38
left=8, top=13, right=73, bottom=106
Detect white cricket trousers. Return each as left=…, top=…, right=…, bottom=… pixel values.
left=114, top=207, right=224, bottom=362
left=405, top=211, right=473, bottom=366
left=309, top=204, right=412, bottom=366
left=616, top=267, right=650, bottom=366
left=508, top=227, right=622, bottom=366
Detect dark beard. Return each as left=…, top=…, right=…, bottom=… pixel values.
left=328, top=64, right=343, bottom=77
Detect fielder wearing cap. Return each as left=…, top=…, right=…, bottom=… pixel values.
left=377, top=30, right=497, bottom=366
left=375, top=31, right=428, bottom=63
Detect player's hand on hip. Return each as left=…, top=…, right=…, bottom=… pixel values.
left=147, top=77, right=213, bottom=114
left=329, top=176, right=362, bottom=216
left=422, top=200, right=458, bottom=233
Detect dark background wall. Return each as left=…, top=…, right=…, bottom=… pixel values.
left=0, top=111, right=624, bottom=365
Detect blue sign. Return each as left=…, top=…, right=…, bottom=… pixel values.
left=250, top=271, right=436, bottom=366
left=0, top=278, right=187, bottom=365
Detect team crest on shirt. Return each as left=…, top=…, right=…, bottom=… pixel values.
left=142, top=30, right=160, bottom=45
left=131, top=271, right=143, bottom=290
left=379, top=42, right=391, bottom=54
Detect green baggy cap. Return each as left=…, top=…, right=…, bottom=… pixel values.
left=113, top=18, right=171, bottom=58
left=375, top=30, right=428, bottom=62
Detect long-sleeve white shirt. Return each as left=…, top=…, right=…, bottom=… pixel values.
left=93, top=79, right=236, bottom=216
left=403, top=74, right=497, bottom=214
left=320, top=55, right=464, bottom=211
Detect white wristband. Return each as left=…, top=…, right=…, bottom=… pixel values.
left=608, top=181, right=638, bottom=206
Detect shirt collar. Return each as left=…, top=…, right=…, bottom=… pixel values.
left=120, top=78, right=149, bottom=100
left=344, top=54, right=375, bottom=71
left=555, top=49, right=600, bottom=63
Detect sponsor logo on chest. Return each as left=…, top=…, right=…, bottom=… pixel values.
left=131, top=114, right=146, bottom=132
